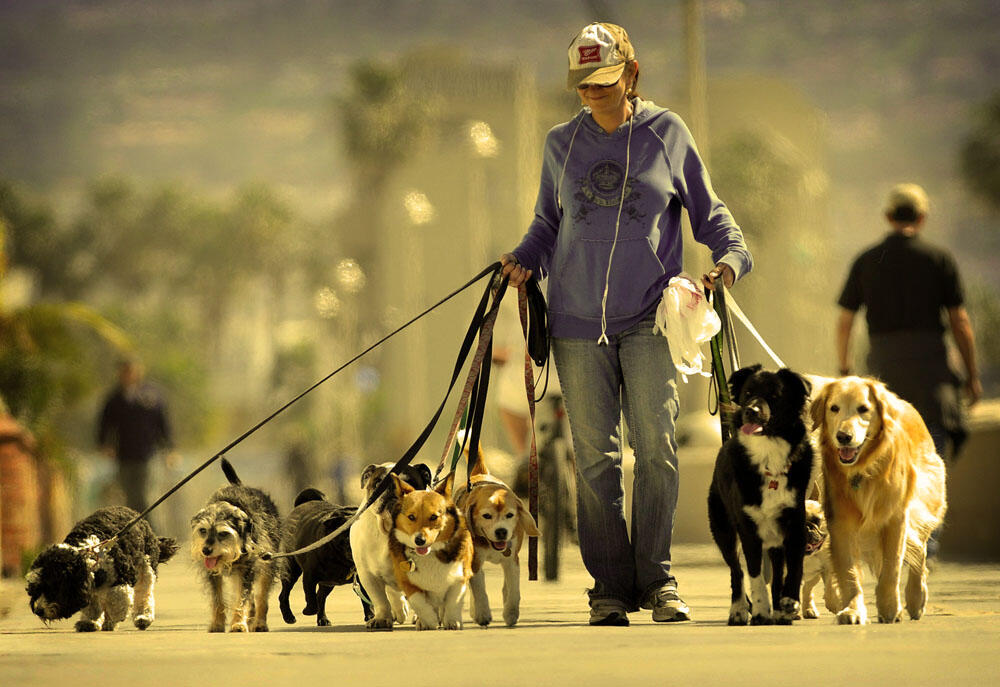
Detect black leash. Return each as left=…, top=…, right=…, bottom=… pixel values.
left=709, top=284, right=741, bottom=442
left=100, top=262, right=505, bottom=549
left=263, top=267, right=510, bottom=561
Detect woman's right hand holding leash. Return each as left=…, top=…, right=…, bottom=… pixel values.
left=500, top=253, right=533, bottom=288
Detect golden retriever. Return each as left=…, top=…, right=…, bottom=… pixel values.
left=810, top=376, right=946, bottom=624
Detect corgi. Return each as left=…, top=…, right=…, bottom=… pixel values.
left=388, top=472, right=474, bottom=630
left=454, top=449, right=539, bottom=627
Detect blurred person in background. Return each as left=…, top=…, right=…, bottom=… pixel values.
left=836, top=182, right=982, bottom=463
left=500, top=22, right=752, bottom=626
left=97, top=358, right=178, bottom=517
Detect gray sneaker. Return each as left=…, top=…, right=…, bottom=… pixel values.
left=589, top=598, right=630, bottom=626
left=643, top=584, right=691, bottom=622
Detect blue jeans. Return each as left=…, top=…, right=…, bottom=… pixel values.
left=552, top=316, right=680, bottom=609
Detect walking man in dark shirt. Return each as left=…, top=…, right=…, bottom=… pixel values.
left=835, top=183, right=982, bottom=460
left=97, top=358, right=177, bottom=514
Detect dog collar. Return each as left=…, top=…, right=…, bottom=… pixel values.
left=763, top=469, right=786, bottom=490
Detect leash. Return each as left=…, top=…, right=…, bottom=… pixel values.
left=516, top=284, right=540, bottom=580
left=709, top=284, right=740, bottom=442
left=98, top=262, right=505, bottom=550
left=708, top=284, right=786, bottom=441
left=264, top=269, right=510, bottom=561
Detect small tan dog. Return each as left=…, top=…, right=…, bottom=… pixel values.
left=388, top=473, right=474, bottom=630
left=454, top=449, right=539, bottom=627
left=811, top=376, right=946, bottom=624
left=801, top=499, right=839, bottom=619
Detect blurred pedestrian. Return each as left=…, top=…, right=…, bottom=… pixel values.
left=500, top=22, right=752, bottom=626
left=97, top=358, right=178, bottom=516
left=836, top=183, right=982, bottom=460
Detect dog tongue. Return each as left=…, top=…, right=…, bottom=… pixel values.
left=204, top=556, right=219, bottom=570
left=740, top=423, right=762, bottom=436
left=415, top=546, right=430, bottom=556
left=491, top=540, right=507, bottom=551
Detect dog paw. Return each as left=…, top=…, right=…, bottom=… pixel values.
left=101, top=622, right=117, bottom=631
left=750, top=614, right=773, bottom=626
left=252, top=623, right=269, bottom=632
left=281, top=609, right=296, bottom=624
left=837, top=609, right=865, bottom=625
left=302, top=604, right=317, bottom=616
left=415, top=617, right=436, bottom=631
left=134, top=615, right=153, bottom=630
left=366, top=617, right=393, bottom=631
left=75, top=620, right=101, bottom=632
left=474, top=609, right=492, bottom=627
left=803, top=604, right=819, bottom=620
left=503, top=608, right=519, bottom=627
left=877, top=609, right=902, bottom=624
left=774, top=598, right=799, bottom=624
left=317, top=617, right=331, bottom=627
left=230, top=622, right=249, bottom=633
left=728, top=599, right=750, bottom=626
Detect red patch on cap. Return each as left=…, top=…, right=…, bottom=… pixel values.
left=578, top=45, right=602, bottom=64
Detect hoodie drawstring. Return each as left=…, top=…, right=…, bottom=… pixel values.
left=597, top=108, right=634, bottom=345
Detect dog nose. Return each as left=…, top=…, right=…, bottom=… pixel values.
left=836, top=430, right=852, bottom=445
left=494, top=528, right=508, bottom=541
left=202, top=545, right=213, bottom=556
left=414, top=534, right=426, bottom=547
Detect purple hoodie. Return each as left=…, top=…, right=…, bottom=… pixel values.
left=512, top=98, right=753, bottom=340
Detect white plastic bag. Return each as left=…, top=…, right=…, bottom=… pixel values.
left=652, top=273, right=721, bottom=380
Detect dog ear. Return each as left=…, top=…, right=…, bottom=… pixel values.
left=809, top=381, right=832, bottom=432
left=517, top=499, right=540, bottom=537
left=778, top=368, right=811, bottom=405
left=190, top=509, right=208, bottom=528
left=865, top=377, right=898, bottom=432
left=469, top=444, right=488, bottom=477
left=414, top=463, right=433, bottom=489
left=360, top=464, right=377, bottom=488
left=391, top=472, right=414, bottom=497
left=728, top=364, right=761, bottom=402
left=435, top=471, right=455, bottom=498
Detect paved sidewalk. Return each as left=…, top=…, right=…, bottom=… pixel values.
left=3, top=543, right=999, bottom=687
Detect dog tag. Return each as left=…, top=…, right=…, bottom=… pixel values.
left=502, top=547, right=512, bottom=558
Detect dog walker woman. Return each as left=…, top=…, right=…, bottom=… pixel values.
left=500, top=22, right=753, bottom=626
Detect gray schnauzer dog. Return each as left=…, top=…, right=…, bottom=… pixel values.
left=190, top=458, right=281, bottom=632
left=26, top=506, right=178, bottom=631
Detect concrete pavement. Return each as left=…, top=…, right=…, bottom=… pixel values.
left=3, top=542, right=999, bottom=687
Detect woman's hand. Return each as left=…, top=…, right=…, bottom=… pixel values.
left=701, top=263, right=735, bottom=291
left=500, top=253, right=533, bottom=288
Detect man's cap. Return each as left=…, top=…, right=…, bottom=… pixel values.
left=567, top=23, right=636, bottom=90
left=885, top=183, right=930, bottom=217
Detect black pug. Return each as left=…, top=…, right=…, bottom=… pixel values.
left=26, top=506, right=178, bottom=631
left=278, top=488, right=367, bottom=626
left=708, top=365, right=813, bottom=625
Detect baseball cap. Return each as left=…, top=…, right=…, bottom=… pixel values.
left=567, top=23, right=636, bottom=90
left=884, top=183, right=930, bottom=218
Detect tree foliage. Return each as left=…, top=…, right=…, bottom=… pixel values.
left=960, top=91, right=1000, bottom=213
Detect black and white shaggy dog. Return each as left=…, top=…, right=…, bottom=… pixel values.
left=708, top=365, right=814, bottom=625
left=26, top=506, right=178, bottom=631
left=278, top=488, right=370, bottom=626
left=190, top=458, right=281, bottom=632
